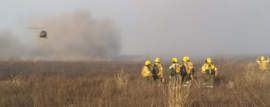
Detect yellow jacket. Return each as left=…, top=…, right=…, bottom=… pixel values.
left=151, top=63, right=163, bottom=77
left=256, top=57, right=269, bottom=70
left=169, top=63, right=181, bottom=73
left=201, top=63, right=218, bottom=76
left=182, top=62, right=194, bottom=74
left=141, top=65, right=151, bottom=77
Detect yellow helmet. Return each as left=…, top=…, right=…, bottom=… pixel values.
left=206, top=58, right=212, bottom=64
left=186, top=56, right=190, bottom=61
left=183, top=56, right=187, bottom=62
left=172, top=58, right=178, bottom=63
left=145, top=60, right=151, bottom=65
left=155, top=57, right=160, bottom=63
left=261, top=56, right=265, bottom=61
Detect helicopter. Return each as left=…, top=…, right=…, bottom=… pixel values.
left=27, top=27, right=48, bottom=38
left=27, top=27, right=60, bottom=38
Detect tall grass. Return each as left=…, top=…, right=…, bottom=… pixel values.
left=0, top=61, right=268, bottom=107
left=164, top=82, right=191, bottom=107
left=114, top=67, right=131, bottom=89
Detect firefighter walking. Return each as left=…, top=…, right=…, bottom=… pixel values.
left=186, top=56, right=195, bottom=81
left=256, top=56, right=269, bottom=72
left=181, top=56, right=194, bottom=86
left=201, top=58, right=218, bottom=88
left=151, top=58, right=164, bottom=85
left=169, top=58, right=181, bottom=83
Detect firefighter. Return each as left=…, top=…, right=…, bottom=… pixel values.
left=169, top=58, right=181, bottom=83
left=186, top=56, right=195, bottom=81
left=181, top=56, right=194, bottom=86
left=151, top=58, right=164, bottom=85
left=201, top=58, right=218, bottom=88
left=256, top=56, right=270, bottom=72
left=141, top=60, right=152, bottom=81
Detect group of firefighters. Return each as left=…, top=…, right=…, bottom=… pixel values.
left=141, top=56, right=269, bottom=88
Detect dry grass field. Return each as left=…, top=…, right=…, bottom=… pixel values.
left=0, top=60, right=269, bottom=107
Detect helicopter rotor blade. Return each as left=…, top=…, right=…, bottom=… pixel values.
left=26, top=26, right=61, bottom=31
left=43, top=27, right=61, bottom=30
left=26, top=27, right=43, bottom=29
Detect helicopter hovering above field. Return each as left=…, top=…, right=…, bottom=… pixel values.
left=27, top=27, right=61, bottom=38
left=27, top=27, right=48, bottom=38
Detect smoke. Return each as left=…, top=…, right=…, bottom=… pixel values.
left=0, top=31, right=25, bottom=60
left=0, top=10, right=121, bottom=60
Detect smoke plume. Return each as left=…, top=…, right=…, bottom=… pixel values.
left=0, top=10, right=121, bottom=60
left=0, top=31, right=25, bottom=60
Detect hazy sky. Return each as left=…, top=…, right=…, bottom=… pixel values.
left=1, top=0, right=270, bottom=56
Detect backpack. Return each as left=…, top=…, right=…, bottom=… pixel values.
left=169, top=68, right=176, bottom=76
left=180, top=64, right=187, bottom=76
left=152, top=64, right=159, bottom=75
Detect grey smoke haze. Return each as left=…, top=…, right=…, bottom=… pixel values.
left=29, top=10, right=121, bottom=60
left=1, top=0, right=270, bottom=59
left=0, top=10, right=121, bottom=60
left=0, top=31, right=25, bottom=59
